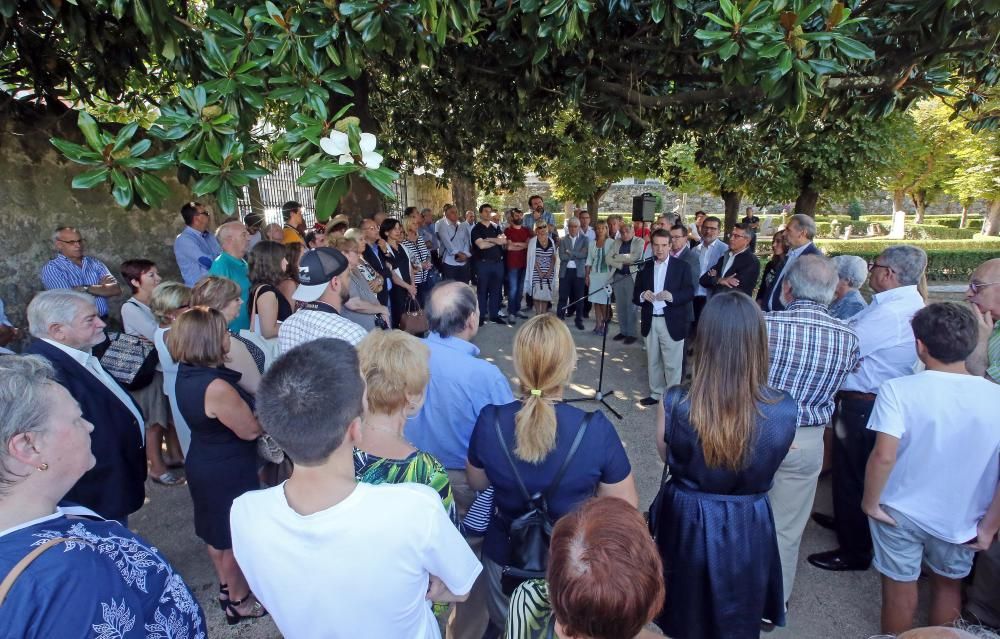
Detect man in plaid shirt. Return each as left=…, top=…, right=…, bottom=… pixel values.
left=763, top=255, right=860, bottom=608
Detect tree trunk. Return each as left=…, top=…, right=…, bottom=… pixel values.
left=984, top=198, right=1000, bottom=236
left=960, top=199, right=971, bottom=229
left=335, top=74, right=385, bottom=221
left=793, top=185, right=819, bottom=217
left=911, top=190, right=926, bottom=224
left=587, top=184, right=610, bottom=219
left=892, top=189, right=906, bottom=215
left=721, top=190, right=742, bottom=237
left=247, top=179, right=267, bottom=220
left=450, top=175, right=477, bottom=216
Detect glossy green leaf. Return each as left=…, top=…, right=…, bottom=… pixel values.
left=71, top=167, right=110, bottom=189
left=314, top=177, right=349, bottom=219
left=217, top=181, right=238, bottom=214
left=112, top=180, right=134, bottom=207
left=77, top=111, right=105, bottom=152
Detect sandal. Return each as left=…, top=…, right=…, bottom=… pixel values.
left=218, top=584, right=229, bottom=612
left=226, top=593, right=268, bottom=625
left=151, top=471, right=186, bottom=486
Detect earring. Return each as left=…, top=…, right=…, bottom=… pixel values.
left=36, top=463, right=49, bottom=472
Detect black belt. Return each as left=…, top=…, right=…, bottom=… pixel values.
left=837, top=390, right=877, bottom=402
left=652, top=313, right=665, bottom=317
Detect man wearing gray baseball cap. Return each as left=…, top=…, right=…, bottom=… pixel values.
left=278, top=247, right=367, bottom=352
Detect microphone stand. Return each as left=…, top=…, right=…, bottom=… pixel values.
left=561, top=256, right=654, bottom=420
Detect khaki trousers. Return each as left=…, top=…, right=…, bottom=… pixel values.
left=645, top=317, right=684, bottom=400
left=445, top=469, right=491, bottom=639
left=767, top=426, right=825, bottom=605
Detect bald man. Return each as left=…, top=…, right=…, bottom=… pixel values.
left=207, top=221, right=251, bottom=330
left=968, top=258, right=1000, bottom=382
left=403, top=281, right=514, bottom=639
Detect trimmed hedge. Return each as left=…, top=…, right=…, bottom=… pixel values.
left=815, top=238, right=1000, bottom=280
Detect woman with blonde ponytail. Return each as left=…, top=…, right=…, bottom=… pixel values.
left=466, top=313, right=638, bottom=631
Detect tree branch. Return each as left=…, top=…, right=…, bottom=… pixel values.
left=591, top=79, right=763, bottom=108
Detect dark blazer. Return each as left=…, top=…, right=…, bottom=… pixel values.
left=674, top=246, right=702, bottom=323
left=363, top=242, right=393, bottom=306
left=25, top=338, right=146, bottom=520
left=765, top=242, right=823, bottom=312
left=632, top=257, right=695, bottom=340
left=699, top=249, right=761, bottom=298
left=557, top=233, right=590, bottom=279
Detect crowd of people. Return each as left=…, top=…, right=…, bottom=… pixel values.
left=0, top=196, right=997, bottom=639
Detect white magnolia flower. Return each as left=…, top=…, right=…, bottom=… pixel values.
left=319, top=130, right=383, bottom=169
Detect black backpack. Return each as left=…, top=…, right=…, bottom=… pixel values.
left=494, top=410, right=593, bottom=596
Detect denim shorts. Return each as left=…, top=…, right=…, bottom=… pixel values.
left=869, top=506, right=974, bottom=582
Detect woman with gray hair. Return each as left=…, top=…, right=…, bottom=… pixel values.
left=0, top=355, right=205, bottom=637
left=829, top=255, right=869, bottom=320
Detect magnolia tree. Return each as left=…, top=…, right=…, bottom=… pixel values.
left=4, top=0, right=1000, bottom=217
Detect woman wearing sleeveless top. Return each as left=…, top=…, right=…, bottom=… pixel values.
left=649, top=292, right=797, bottom=639
left=168, top=307, right=267, bottom=625
left=526, top=222, right=556, bottom=315
left=248, top=241, right=294, bottom=339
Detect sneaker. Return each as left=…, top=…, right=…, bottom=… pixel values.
left=498, top=309, right=507, bottom=318
left=515, top=312, right=530, bottom=319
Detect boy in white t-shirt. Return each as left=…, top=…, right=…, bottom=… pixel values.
left=863, top=302, right=1000, bottom=635
left=230, top=338, right=482, bottom=639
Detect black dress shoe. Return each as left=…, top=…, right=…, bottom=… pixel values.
left=638, top=397, right=659, bottom=407
left=623, top=336, right=637, bottom=345
left=811, top=512, right=836, bottom=531
left=491, top=317, right=508, bottom=325
left=575, top=319, right=585, bottom=330
left=612, top=333, right=626, bottom=341
left=478, top=319, right=486, bottom=327
left=807, top=549, right=872, bottom=572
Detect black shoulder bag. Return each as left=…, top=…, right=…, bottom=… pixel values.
left=494, top=410, right=593, bottom=596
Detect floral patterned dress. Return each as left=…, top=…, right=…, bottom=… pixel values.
left=0, top=510, right=205, bottom=639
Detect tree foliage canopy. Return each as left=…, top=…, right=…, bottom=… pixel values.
left=3, top=0, right=1000, bottom=215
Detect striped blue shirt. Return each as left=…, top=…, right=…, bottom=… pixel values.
left=40, top=254, right=113, bottom=316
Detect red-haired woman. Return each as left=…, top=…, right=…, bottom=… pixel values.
left=506, top=497, right=665, bottom=638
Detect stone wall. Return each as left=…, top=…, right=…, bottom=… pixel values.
left=402, top=174, right=452, bottom=214
left=0, top=109, right=198, bottom=330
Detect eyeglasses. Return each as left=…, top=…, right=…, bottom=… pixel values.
left=731, top=233, right=750, bottom=240
left=868, top=261, right=895, bottom=274
left=968, top=281, right=1000, bottom=295
left=57, top=238, right=84, bottom=245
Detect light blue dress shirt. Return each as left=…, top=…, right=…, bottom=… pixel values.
left=405, top=332, right=514, bottom=469
left=173, top=225, right=222, bottom=286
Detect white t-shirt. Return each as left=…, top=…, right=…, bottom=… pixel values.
left=868, top=370, right=1000, bottom=543
left=230, top=481, right=482, bottom=639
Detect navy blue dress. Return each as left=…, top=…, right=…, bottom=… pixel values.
left=175, top=364, right=258, bottom=550
left=652, top=385, right=797, bottom=639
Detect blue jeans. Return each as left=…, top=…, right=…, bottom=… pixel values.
left=506, top=267, right=525, bottom=316
left=475, top=261, right=504, bottom=319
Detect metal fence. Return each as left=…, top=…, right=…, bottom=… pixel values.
left=237, top=160, right=403, bottom=226
left=236, top=160, right=318, bottom=227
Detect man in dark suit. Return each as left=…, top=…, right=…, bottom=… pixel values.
left=25, top=290, right=146, bottom=523
left=634, top=229, right=695, bottom=406
left=557, top=217, right=590, bottom=330
left=699, top=223, right=761, bottom=298
left=764, top=214, right=823, bottom=312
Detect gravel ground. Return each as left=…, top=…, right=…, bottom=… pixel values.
left=132, top=292, right=972, bottom=638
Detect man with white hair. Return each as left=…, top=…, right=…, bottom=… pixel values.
left=24, top=290, right=146, bottom=524
left=809, top=244, right=927, bottom=572
left=207, top=220, right=251, bottom=331
left=764, top=213, right=823, bottom=312
left=764, top=255, right=861, bottom=605
left=829, top=255, right=869, bottom=320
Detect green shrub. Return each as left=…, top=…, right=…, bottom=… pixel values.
left=904, top=225, right=978, bottom=240
left=816, top=238, right=1000, bottom=280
